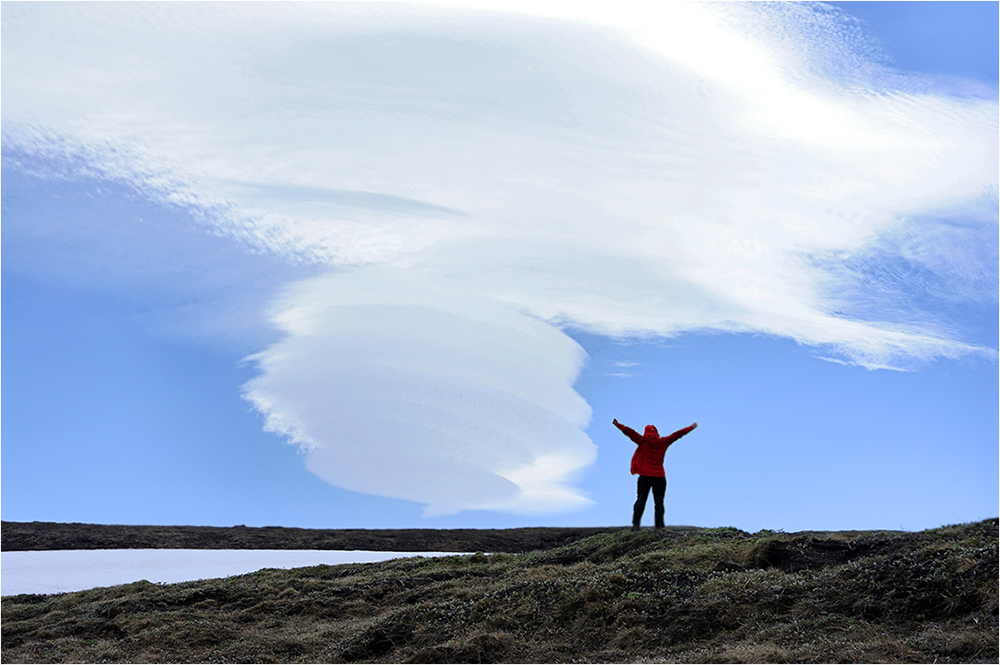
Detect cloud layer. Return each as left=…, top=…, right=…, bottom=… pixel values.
left=3, top=2, right=996, bottom=513
left=241, top=268, right=595, bottom=516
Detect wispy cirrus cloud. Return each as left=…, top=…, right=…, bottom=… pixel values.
left=3, top=1, right=995, bottom=514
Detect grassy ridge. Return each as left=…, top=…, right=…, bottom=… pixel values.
left=0, top=521, right=628, bottom=554
left=2, top=519, right=997, bottom=663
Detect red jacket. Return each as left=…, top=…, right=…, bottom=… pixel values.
left=615, top=422, right=696, bottom=477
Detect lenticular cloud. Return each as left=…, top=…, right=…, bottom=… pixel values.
left=242, top=268, right=595, bottom=516
left=3, top=1, right=996, bottom=514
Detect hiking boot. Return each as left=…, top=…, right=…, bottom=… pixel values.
left=631, top=524, right=640, bottom=532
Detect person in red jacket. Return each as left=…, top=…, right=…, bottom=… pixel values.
left=613, top=418, right=697, bottom=531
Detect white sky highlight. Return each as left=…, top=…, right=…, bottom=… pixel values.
left=3, top=2, right=996, bottom=515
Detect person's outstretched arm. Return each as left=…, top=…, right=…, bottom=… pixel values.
left=613, top=418, right=645, bottom=445
left=661, top=422, right=698, bottom=447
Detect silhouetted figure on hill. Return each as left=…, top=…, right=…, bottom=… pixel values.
left=613, top=418, right=697, bottom=531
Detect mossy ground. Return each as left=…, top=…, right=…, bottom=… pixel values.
left=2, top=519, right=996, bottom=663
left=0, top=522, right=625, bottom=554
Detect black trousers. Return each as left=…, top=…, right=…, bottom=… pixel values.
left=633, top=475, right=667, bottom=528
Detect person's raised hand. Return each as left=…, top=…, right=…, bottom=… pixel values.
left=691, top=422, right=698, bottom=429
left=613, top=418, right=620, bottom=426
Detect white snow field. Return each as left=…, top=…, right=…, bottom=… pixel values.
left=1, top=549, right=461, bottom=596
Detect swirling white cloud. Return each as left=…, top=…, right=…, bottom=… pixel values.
left=3, top=2, right=996, bottom=514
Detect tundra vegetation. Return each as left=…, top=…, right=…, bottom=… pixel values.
left=2, top=519, right=997, bottom=663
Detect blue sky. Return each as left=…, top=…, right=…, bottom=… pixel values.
left=2, top=2, right=996, bottom=532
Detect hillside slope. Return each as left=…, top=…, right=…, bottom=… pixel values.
left=2, top=519, right=997, bottom=663
left=1, top=522, right=626, bottom=553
